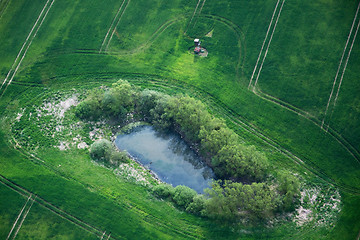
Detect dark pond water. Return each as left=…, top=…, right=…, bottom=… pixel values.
left=115, top=125, right=214, bottom=193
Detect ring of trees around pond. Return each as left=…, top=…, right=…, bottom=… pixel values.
left=76, top=80, right=300, bottom=221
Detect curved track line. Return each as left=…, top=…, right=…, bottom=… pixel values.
left=104, top=17, right=185, bottom=55
left=254, top=87, right=360, bottom=166
left=21, top=73, right=360, bottom=194
left=248, top=0, right=280, bottom=89
left=322, top=1, right=360, bottom=129
left=253, top=0, right=285, bottom=89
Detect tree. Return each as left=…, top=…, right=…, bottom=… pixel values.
left=186, top=194, right=207, bottom=216
left=204, top=180, right=279, bottom=220
left=102, top=80, right=138, bottom=120
left=199, top=119, right=238, bottom=158
left=75, top=88, right=104, bottom=120
left=165, top=96, right=211, bottom=142
left=137, top=90, right=165, bottom=121
left=277, top=171, right=300, bottom=211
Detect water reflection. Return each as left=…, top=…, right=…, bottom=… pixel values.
left=115, top=125, right=214, bottom=193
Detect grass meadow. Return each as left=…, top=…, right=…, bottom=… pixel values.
left=1, top=0, right=360, bottom=239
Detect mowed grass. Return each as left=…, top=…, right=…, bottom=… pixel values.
left=1, top=0, right=360, bottom=239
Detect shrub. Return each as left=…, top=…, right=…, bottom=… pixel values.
left=90, top=139, right=113, bottom=161
left=152, top=184, right=174, bottom=199
left=110, top=150, right=129, bottom=165
left=90, top=139, right=128, bottom=167
left=172, top=185, right=197, bottom=208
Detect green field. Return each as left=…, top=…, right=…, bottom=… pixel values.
left=1, top=0, right=360, bottom=239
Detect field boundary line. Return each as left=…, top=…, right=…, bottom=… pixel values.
left=105, top=0, right=131, bottom=52
left=0, top=0, right=56, bottom=99
left=248, top=0, right=280, bottom=89
left=253, top=0, right=285, bottom=90
left=11, top=196, right=36, bottom=240
left=321, top=0, right=360, bottom=129
left=99, top=0, right=126, bottom=53
left=6, top=194, right=31, bottom=240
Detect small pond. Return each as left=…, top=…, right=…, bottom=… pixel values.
left=115, top=125, right=214, bottom=193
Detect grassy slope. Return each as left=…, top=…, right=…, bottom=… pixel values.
left=0, top=0, right=360, bottom=239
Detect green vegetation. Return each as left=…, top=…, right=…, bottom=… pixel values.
left=74, top=80, right=300, bottom=220
left=90, top=139, right=129, bottom=166
left=1, top=0, right=359, bottom=239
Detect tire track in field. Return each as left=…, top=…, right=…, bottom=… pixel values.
left=0, top=0, right=52, bottom=92
left=248, top=0, right=281, bottom=89
left=103, top=17, right=186, bottom=56
left=321, top=0, right=360, bottom=130
left=324, top=10, right=360, bottom=131
left=0, top=175, right=119, bottom=240
left=103, top=0, right=131, bottom=52
left=122, top=76, right=360, bottom=195
left=201, top=14, right=246, bottom=79
left=4, top=134, right=201, bottom=240
left=20, top=69, right=360, bottom=176
left=6, top=194, right=31, bottom=240
left=11, top=196, right=36, bottom=240
left=99, top=0, right=127, bottom=53
left=77, top=14, right=246, bottom=78
left=25, top=72, right=360, bottom=194
left=191, top=0, right=206, bottom=29
left=0, top=0, right=11, bottom=20
left=0, top=0, right=55, bottom=99
left=184, top=0, right=203, bottom=34
left=252, top=0, right=285, bottom=90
